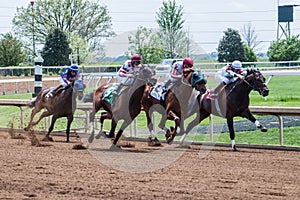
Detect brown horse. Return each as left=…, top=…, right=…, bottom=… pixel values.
left=88, top=64, right=155, bottom=146
left=141, top=68, right=207, bottom=145
left=180, top=68, right=269, bottom=151
left=24, top=80, right=77, bottom=142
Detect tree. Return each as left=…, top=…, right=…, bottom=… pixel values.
left=41, top=28, right=71, bottom=66
left=13, top=0, right=114, bottom=52
left=156, top=0, right=186, bottom=58
left=0, top=33, right=26, bottom=66
left=267, top=35, right=300, bottom=62
left=127, top=26, right=166, bottom=64
left=240, top=23, right=261, bottom=52
left=243, top=44, right=257, bottom=67
left=217, top=28, right=245, bottom=63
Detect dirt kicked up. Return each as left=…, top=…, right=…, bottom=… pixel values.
left=0, top=130, right=299, bottom=200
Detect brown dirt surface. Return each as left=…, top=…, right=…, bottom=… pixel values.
left=0, top=130, right=300, bottom=200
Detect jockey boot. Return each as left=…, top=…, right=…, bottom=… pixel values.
left=112, top=83, right=123, bottom=98
left=210, top=82, right=226, bottom=98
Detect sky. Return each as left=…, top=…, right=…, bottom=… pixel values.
left=1, top=0, right=300, bottom=56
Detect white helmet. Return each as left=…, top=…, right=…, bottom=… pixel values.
left=231, top=60, right=242, bottom=70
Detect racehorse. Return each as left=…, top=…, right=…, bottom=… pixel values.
left=141, top=68, right=207, bottom=145
left=24, top=80, right=78, bottom=143
left=88, top=64, right=155, bottom=146
left=180, top=68, right=269, bottom=151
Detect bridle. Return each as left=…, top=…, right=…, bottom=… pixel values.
left=228, top=70, right=266, bottom=96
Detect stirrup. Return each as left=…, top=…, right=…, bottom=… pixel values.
left=210, top=93, right=218, bottom=98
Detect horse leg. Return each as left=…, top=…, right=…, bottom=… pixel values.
left=88, top=104, right=102, bottom=143
left=88, top=110, right=96, bottom=143
left=30, top=110, right=53, bottom=128
left=145, top=110, right=161, bottom=146
left=180, top=111, right=210, bottom=144
left=242, top=109, right=267, bottom=132
left=65, top=114, right=74, bottom=143
left=95, top=111, right=111, bottom=139
left=227, top=117, right=237, bottom=152
left=24, top=106, right=43, bottom=131
left=45, top=115, right=57, bottom=141
left=165, top=111, right=180, bottom=144
left=107, top=117, right=117, bottom=138
left=113, top=120, right=132, bottom=146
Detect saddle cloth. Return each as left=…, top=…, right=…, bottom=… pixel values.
left=102, top=83, right=119, bottom=104
left=150, top=83, right=167, bottom=101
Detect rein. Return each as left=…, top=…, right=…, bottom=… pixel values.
left=181, top=76, right=192, bottom=87
left=226, top=74, right=255, bottom=96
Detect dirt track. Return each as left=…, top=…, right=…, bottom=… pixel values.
left=0, top=130, right=299, bottom=200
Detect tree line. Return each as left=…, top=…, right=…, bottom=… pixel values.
left=0, top=0, right=299, bottom=67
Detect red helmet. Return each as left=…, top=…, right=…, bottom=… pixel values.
left=183, top=58, right=194, bottom=68
left=131, top=54, right=141, bottom=61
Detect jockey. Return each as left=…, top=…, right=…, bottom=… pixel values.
left=113, top=54, right=142, bottom=95
left=46, top=64, right=80, bottom=98
left=164, top=57, right=194, bottom=90
left=210, top=60, right=245, bottom=98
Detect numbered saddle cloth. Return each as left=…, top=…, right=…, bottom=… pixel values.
left=150, top=83, right=166, bottom=101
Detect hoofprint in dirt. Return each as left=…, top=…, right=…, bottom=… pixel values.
left=0, top=131, right=299, bottom=200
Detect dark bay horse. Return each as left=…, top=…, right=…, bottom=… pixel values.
left=141, top=68, right=207, bottom=145
left=180, top=68, right=269, bottom=151
left=24, top=81, right=78, bottom=142
left=88, top=64, right=155, bottom=146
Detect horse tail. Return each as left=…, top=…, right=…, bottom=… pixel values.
left=27, top=98, right=36, bottom=108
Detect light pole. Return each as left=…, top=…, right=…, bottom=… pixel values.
left=30, top=1, right=35, bottom=57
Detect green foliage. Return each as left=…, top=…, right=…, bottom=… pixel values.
left=127, top=26, right=166, bottom=64
left=243, top=44, right=257, bottom=67
left=267, top=35, right=300, bottom=62
left=13, top=0, right=114, bottom=55
left=0, top=33, right=26, bottom=66
left=41, top=28, right=71, bottom=66
left=217, top=28, right=246, bottom=63
left=156, top=0, right=187, bottom=58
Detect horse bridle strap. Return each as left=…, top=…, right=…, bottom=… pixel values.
left=181, top=76, right=192, bottom=87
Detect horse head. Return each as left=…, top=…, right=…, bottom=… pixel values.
left=245, top=68, right=269, bottom=97
left=136, top=64, right=156, bottom=84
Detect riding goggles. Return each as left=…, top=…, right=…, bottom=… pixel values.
left=132, top=61, right=141, bottom=65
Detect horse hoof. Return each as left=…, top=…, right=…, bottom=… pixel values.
left=166, top=137, right=174, bottom=145
left=165, top=129, right=171, bottom=139
left=261, top=127, right=267, bottom=132
left=95, top=133, right=102, bottom=139
left=88, top=136, right=94, bottom=143
left=232, top=145, right=238, bottom=152
left=148, top=137, right=161, bottom=146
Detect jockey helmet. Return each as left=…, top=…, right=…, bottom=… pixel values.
left=231, top=60, right=242, bottom=70
left=131, top=54, right=141, bottom=61
left=183, top=58, right=194, bottom=68
left=70, top=64, right=79, bottom=71
left=131, top=54, right=141, bottom=66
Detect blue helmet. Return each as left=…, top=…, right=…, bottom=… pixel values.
left=70, top=64, right=79, bottom=71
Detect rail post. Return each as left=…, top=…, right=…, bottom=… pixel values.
left=32, top=57, right=44, bottom=97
